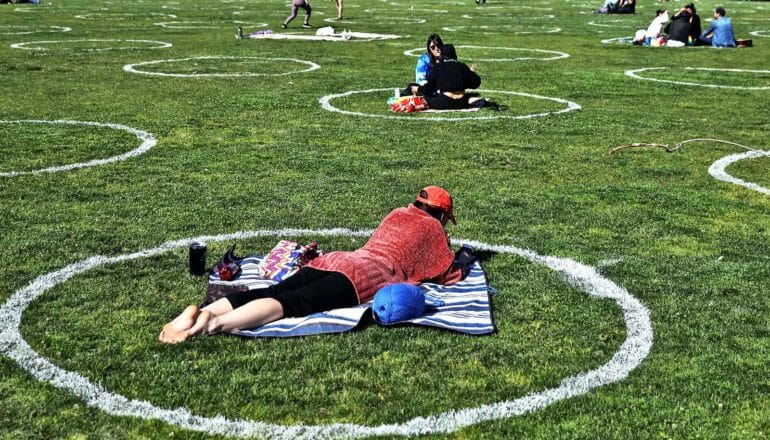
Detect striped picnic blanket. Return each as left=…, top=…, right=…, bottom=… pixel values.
left=208, top=256, right=495, bottom=337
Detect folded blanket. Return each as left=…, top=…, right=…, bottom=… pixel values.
left=208, top=256, right=494, bottom=337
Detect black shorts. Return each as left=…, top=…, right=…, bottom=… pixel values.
left=224, top=267, right=358, bottom=317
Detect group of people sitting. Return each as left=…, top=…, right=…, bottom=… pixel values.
left=634, top=3, right=737, bottom=48
left=392, top=34, right=501, bottom=112
left=595, top=0, right=636, bottom=14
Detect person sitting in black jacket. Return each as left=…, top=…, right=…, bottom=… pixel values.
left=665, top=3, right=701, bottom=45
left=420, top=44, right=482, bottom=110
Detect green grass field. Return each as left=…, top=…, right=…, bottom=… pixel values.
left=1, top=0, right=769, bottom=438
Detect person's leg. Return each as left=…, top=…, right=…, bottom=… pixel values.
left=191, top=269, right=355, bottom=335
left=283, top=3, right=300, bottom=27
left=302, top=2, right=312, bottom=26
left=200, top=297, right=285, bottom=335
left=335, top=0, right=343, bottom=19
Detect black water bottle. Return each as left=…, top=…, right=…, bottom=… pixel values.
left=189, top=241, right=207, bottom=276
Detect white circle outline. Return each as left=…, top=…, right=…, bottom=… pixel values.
left=323, top=16, right=426, bottom=24
left=153, top=21, right=268, bottom=29
left=625, top=67, right=770, bottom=90
left=442, top=25, right=561, bottom=34
left=709, top=150, right=770, bottom=195
left=122, top=56, right=320, bottom=78
left=0, top=25, right=72, bottom=35
left=10, top=39, right=173, bottom=51
left=319, top=88, right=581, bottom=121
left=403, top=45, right=569, bottom=61
left=600, top=36, right=633, bottom=44
left=462, top=13, right=555, bottom=20
left=0, top=119, right=157, bottom=177
left=74, top=12, right=177, bottom=20
left=0, top=228, right=652, bottom=439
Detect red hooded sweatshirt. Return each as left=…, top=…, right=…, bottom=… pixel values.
left=308, top=204, right=462, bottom=303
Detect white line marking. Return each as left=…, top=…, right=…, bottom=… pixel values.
left=10, top=39, right=173, bottom=51
left=403, top=45, right=569, bottom=61
left=0, top=229, right=652, bottom=439
left=708, top=150, right=770, bottom=195
left=319, top=88, right=581, bottom=121
left=0, top=25, right=71, bottom=35
left=0, top=120, right=157, bottom=177
left=625, top=67, right=770, bottom=90
left=123, top=56, right=320, bottom=77
left=442, top=25, right=561, bottom=34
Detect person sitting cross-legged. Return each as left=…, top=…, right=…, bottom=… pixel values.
left=697, top=6, right=736, bottom=47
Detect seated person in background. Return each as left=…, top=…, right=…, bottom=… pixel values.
left=698, top=6, right=736, bottom=47
left=596, top=0, right=634, bottom=14
left=634, top=9, right=669, bottom=45
left=665, top=3, right=701, bottom=46
left=421, top=44, right=482, bottom=110
left=613, top=0, right=635, bottom=14
left=404, top=34, right=443, bottom=97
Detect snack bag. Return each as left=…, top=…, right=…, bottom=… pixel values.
left=256, top=240, right=305, bottom=281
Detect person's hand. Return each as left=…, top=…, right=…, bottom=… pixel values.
left=470, top=63, right=478, bottom=72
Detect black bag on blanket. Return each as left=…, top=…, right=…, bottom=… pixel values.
left=202, top=244, right=245, bottom=306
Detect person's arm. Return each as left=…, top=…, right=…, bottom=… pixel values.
left=701, top=21, right=716, bottom=38
left=415, top=54, right=430, bottom=85
left=464, top=65, right=481, bottom=90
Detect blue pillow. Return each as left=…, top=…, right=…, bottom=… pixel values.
left=372, top=283, right=426, bottom=324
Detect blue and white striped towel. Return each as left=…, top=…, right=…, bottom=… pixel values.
left=209, top=257, right=494, bottom=337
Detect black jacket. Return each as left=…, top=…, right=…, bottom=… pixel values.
left=424, top=60, right=481, bottom=94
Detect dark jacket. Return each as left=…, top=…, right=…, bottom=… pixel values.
left=666, top=13, right=692, bottom=42
left=424, top=60, right=481, bottom=94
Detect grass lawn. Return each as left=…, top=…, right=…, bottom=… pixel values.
left=1, top=0, right=769, bottom=438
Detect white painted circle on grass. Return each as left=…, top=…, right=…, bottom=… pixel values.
left=601, top=36, right=633, bottom=44
left=462, top=13, right=555, bottom=19
left=0, top=119, right=157, bottom=177
left=625, top=67, right=770, bottom=90
left=442, top=25, right=561, bottom=34
left=0, top=25, right=71, bottom=35
left=75, top=12, right=177, bottom=20
left=10, top=39, right=173, bottom=51
left=0, top=228, right=652, bottom=439
left=323, top=16, right=426, bottom=24
left=403, top=46, right=569, bottom=61
left=319, top=88, right=580, bottom=121
left=153, top=21, right=267, bottom=29
left=365, top=7, right=447, bottom=13
left=587, top=19, right=627, bottom=27
left=708, top=150, right=770, bottom=195
left=123, top=56, right=320, bottom=78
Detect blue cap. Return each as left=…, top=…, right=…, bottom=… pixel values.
left=372, top=283, right=426, bottom=324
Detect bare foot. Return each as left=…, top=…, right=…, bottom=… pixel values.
left=159, top=305, right=199, bottom=343
left=185, top=310, right=213, bottom=337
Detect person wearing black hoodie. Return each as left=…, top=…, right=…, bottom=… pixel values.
left=421, top=44, right=482, bottom=110
left=665, top=3, right=702, bottom=45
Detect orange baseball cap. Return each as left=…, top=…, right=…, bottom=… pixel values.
left=415, top=186, right=456, bottom=224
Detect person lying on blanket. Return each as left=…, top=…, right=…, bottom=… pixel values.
left=159, top=186, right=472, bottom=344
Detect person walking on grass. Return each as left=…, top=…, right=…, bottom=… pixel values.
left=333, top=0, right=343, bottom=20
left=282, top=0, right=312, bottom=29
left=160, top=186, right=470, bottom=344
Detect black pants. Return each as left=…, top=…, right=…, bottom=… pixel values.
left=426, top=94, right=470, bottom=110
left=225, top=267, right=358, bottom=317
